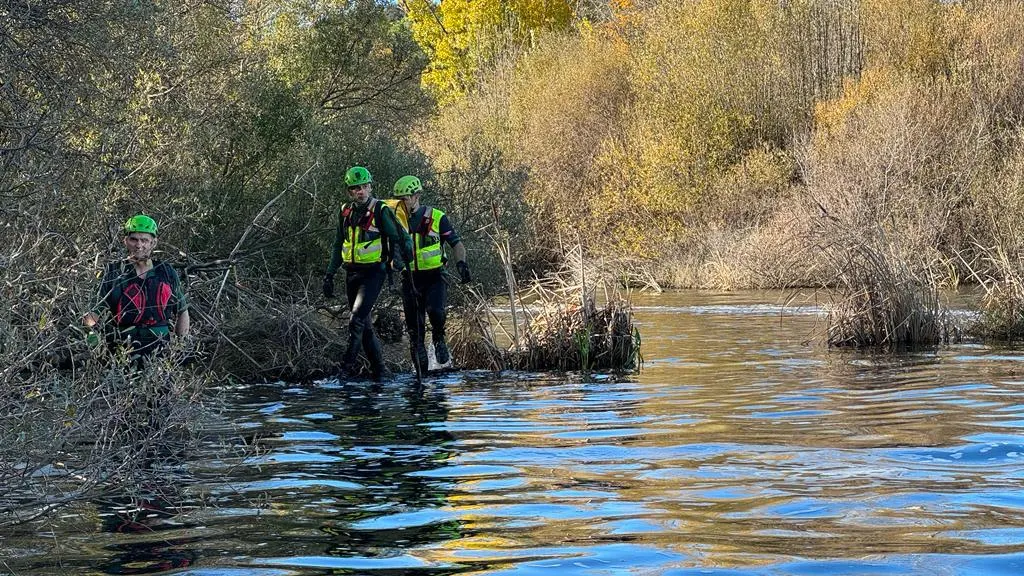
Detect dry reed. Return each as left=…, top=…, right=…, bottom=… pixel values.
left=451, top=245, right=641, bottom=372
left=963, top=244, right=1024, bottom=342
left=814, top=218, right=948, bottom=348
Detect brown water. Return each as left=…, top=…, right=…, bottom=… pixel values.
left=3, top=290, right=1024, bottom=575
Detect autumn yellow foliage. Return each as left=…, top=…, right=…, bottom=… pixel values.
left=413, top=0, right=1024, bottom=287
left=402, top=0, right=574, bottom=102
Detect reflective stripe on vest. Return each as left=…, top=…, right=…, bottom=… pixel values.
left=341, top=199, right=384, bottom=265
left=412, top=207, right=445, bottom=271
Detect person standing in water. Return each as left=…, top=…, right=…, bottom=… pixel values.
left=83, top=214, right=190, bottom=359
left=323, top=166, right=412, bottom=381
left=390, top=175, right=471, bottom=375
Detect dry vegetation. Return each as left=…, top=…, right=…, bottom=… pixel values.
left=417, top=0, right=1024, bottom=348
left=813, top=220, right=948, bottom=348
left=7, top=0, right=1024, bottom=524
left=0, top=287, right=211, bottom=528
left=968, top=246, right=1024, bottom=342
left=452, top=246, right=640, bottom=372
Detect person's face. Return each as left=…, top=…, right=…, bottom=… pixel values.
left=348, top=182, right=371, bottom=204
left=401, top=192, right=420, bottom=211
left=124, top=232, right=157, bottom=262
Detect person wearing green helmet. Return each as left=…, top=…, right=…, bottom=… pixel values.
left=82, top=214, right=190, bottom=358
left=390, top=174, right=471, bottom=376
left=323, top=165, right=413, bottom=382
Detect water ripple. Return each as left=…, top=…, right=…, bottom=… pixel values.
left=7, top=291, right=1024, bottom=575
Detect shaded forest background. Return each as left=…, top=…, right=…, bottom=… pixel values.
left=4, top=0, right=1024, bottom=357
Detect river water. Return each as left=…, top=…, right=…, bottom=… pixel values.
left=4, top=290, right=1024, bottom=575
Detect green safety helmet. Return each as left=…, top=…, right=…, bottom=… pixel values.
left=393, top=175, right=423, bottom=197
left=123, top=214, right=158, bottom=236
left=345, top=166, right=373, bottom=187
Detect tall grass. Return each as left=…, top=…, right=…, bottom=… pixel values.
left=967, top=245, right=1024, bottom=342
left=813, top=217, right=947, bottom=348
left=961, top=144, right=1024, bottom=341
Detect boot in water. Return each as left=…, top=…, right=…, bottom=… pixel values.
left=411, top=342, right=429, bottom=375
left=433, top=339, right=450, bottom=365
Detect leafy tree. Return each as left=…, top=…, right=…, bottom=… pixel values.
left=254, top=0, right=430, bottom=126
left=400, top=0, right=574, bottom=102
left=506, top=29, right=631, bottom=245
left=622, top=1, right=777, bottom=227
left=859, top=0, right=955, bottom=79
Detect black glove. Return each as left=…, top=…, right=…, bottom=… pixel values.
left=456, top=260, right=472, bottom=284
left=391, top=253, right=406, bottom=272
left=322, top=273, right=335, bottom=298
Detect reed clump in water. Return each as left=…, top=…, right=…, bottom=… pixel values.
left=449, top=294, right=507, bottom=371
left=817, top=223, right=947, bottom=348
left=452, top=246, right=641, bottom=372
left=965, top=245, right=1024, bottom=342
left=509, top=286, right=639, bottom=372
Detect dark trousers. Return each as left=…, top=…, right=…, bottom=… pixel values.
left=342, top=265, right=385, bottom=374
left=401, top=270, right=448, bottom=347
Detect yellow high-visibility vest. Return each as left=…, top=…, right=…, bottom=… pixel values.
left=340, top=199, right=383, bottom=265
left=410, top=207, right=445, bottom=271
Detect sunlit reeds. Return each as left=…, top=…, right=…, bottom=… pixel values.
left=963, top=244, right=1024, bottom=342
left=451, top=245, right=641, bottom=372
left=815, top=220, right=947, bottom=349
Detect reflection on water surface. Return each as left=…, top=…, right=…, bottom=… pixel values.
left=4, top=291, right=1024, bottom=575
